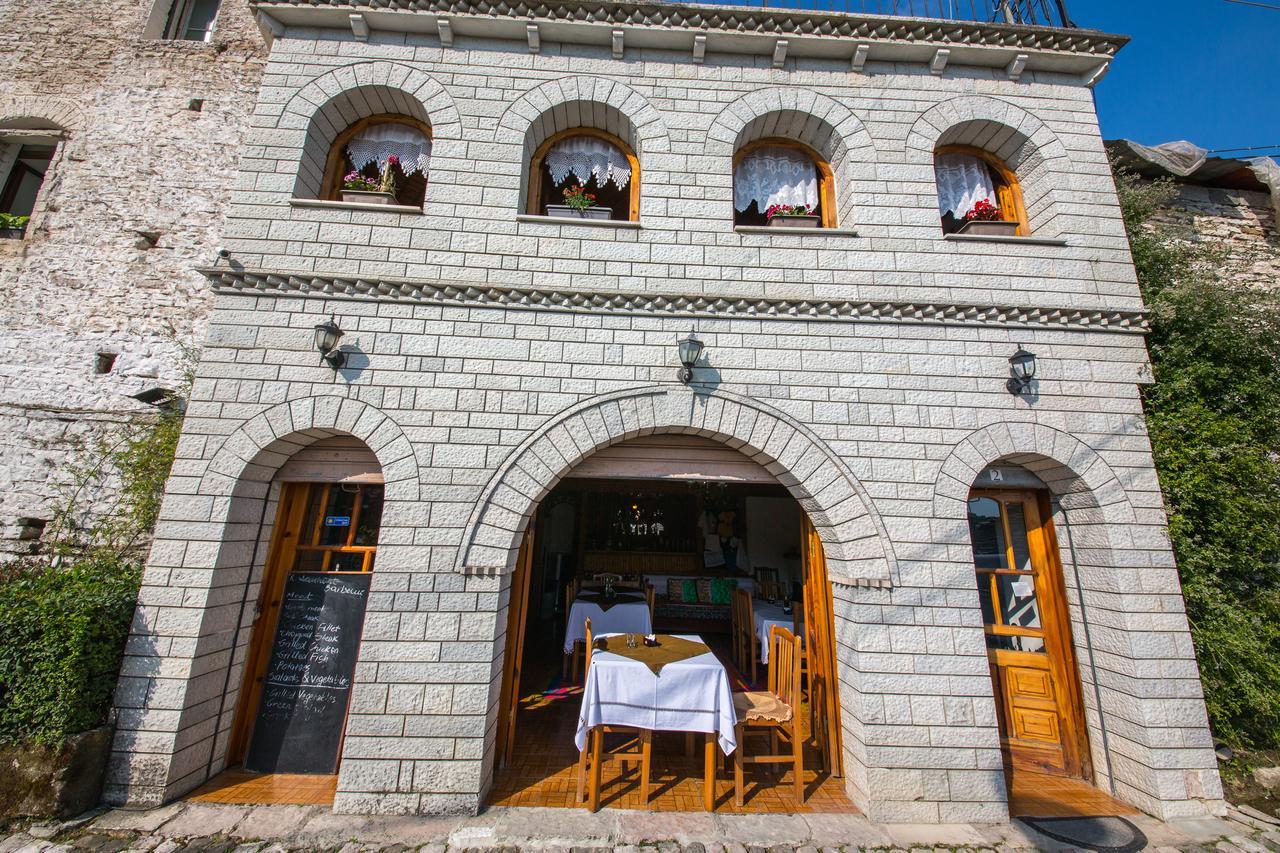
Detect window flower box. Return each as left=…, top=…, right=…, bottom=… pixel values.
left=340, top=190, right=397, bottom=205
left=768, top=215, right=821, bottom=229
left=956, top=219, right=1019, bottom=237
left=0, top=227, right=25, bottom=240
left=545, top=204, right=611, bottom=221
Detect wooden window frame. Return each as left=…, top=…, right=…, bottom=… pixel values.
left=732, top=137, right=837, bottom=229
left=322, top=114, right=433, bottom=207
left=935, top=143, right=1029, bottom=236
left=526, top=128, right=640, bottom=222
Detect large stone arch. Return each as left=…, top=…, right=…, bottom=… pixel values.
left=906, top=95, right=1074, bottom=237
left=106, top=396, right=421, bottom=808
left=458, top=385, right=897, bottom=586
left=707, top=88, right=876, bottom=228
left=275, top=61, right=462, bottom=199
left=0, top=94, right=85, bottom=133
left=496, top=76, right=671, bottom=154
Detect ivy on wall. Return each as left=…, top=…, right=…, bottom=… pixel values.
left=1118, top=167, right=1280, bottom=748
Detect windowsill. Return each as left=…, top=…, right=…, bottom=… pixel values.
left=943, top=233, right=1068, bottom=247
left=734, top=226, right=858, bottom=237
left=289, top=198, right=424, bottom=215
left=516, top=214, right=641, bottom=229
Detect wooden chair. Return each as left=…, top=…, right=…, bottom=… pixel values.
left=645, top=582, right=656, bottom=624
left=575, top=618, right=654, bottom=811
left=564, top=582, right=586, bottom=684
left=733, top=624, right=805, bottom=807
left=733, top=588, right=759, bottom=683
left=755, top=566, right=781, bottom=601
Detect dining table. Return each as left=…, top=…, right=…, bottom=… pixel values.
left=576, top=632, right=737, bottom=811
left=563, top=588, right=652, bottom=654
left=753, top=600, right=796, bottom=664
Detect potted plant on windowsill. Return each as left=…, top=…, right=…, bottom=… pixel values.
left=765, top=204, right=820, bottom=229
left=0, top=213, right=29, bottom=239
left=340, top=155, right=400, bottom=205
left=546, top=183, right=611, bottom=220
left=956, top=198, right=1019, bottom=237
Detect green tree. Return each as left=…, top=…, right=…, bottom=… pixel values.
left=1118, top=168, right=1280, bottom=747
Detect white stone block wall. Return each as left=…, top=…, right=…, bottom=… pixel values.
left=0, top=0, right=266, bottom=555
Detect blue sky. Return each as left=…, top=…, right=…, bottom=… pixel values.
left=1069, top=0, right=1280, bottom=157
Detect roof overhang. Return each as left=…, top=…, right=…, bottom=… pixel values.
left=251, top=0, right=1126, bottom=81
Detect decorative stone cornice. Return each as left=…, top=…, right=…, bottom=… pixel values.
left=250, top=0, right=1127, bottom=57
left=202, top=268, right=1150, bottom=333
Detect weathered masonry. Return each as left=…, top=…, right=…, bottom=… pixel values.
left=106, top=0, right=1226, bottom=824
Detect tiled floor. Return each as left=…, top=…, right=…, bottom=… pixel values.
left=187, top=769, right=338, bottom=806
left=1008, top=768, right=1139, bottom=818
left=487, top=639, right=858, bottom=814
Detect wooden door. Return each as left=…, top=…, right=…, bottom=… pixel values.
left=801, top=516, right=843, bottom=777
left=495, top=522, right=536, bottom=769
left=967, top=490, right=1090, bottom=779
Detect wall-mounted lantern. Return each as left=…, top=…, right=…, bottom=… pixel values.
left=1006, top=345, right=1036, bottom=396
left=677, top=330, right=704, bottom=384
left=313, top=315, right=347, bottom=369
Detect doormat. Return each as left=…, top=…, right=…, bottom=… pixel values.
left=1019, top=816, right=1147, bottom=853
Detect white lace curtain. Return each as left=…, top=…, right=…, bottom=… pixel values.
left=935, top=152, right=996, bottom=217
left=345, top=124, right=432, bottom=176
left=733, top=146, right=819, bottom=213
left=545, top=136, right=632, bottom=189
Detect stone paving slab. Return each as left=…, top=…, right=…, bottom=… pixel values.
left=1, top=801, right=1271, bottom=853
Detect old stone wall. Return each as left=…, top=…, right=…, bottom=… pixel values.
left=0, top=0, right=266, bottom=557
left=1152, top=183, right=1280, bottom=290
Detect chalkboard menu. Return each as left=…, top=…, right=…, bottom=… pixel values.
left=245, top=572, right=371, bottom=774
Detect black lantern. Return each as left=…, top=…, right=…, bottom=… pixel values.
left=313, top=315, right=347, bottom=369
left=1006, top=345, right=1036, bottom=396
left=677, top=330, right=704, bottom=384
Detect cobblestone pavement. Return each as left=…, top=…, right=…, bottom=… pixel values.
left=3, top=802, right=1280, bottom=853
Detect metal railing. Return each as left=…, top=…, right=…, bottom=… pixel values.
left=680, top=0, right=1075, bottom=27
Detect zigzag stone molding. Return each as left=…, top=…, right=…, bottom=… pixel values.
left=203, top=268, right=1150, bottom=333
left=254, top=0, right=1126, bottom=57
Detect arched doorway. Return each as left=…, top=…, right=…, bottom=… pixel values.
left=202, top=436, right=387, bottom=803
left=486, top=434, right=850, bottom=813
left=965, top=462, right=1098, bottom=812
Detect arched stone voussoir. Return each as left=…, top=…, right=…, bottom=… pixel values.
left=458, top=386, right=898, bottom=587
left=198, top=396, right=421, bottom=502
left=283, top=61, right=462, bottom=139
left=705, top=87, right=876, bottom=163
left=904, top=95, right=1071, bottom=167
left=497, top=76, right=671, bottom=153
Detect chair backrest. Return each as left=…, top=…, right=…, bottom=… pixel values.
left=645, top=582, right=655, bottom=619
left=767, top=625, right=802, bottom=709
left=756, top=566, right=781, bottom=600
left=735, top=587, right=754, bottom=626
left=584, top=616, right=594, bottom=671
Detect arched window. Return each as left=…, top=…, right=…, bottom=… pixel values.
left=324, top=115, right=431, bottom=209
left=527, top=129, right=638, bottom=222
left=934, top=145, right=1028, bottom=236
left=733, top=139, right=835, bottom=229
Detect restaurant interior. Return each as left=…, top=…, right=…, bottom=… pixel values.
left=488, top=470, right=855, bottom=813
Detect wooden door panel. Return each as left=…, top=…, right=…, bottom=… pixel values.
left=1008, top=666, right=1053, bottom=700
left=1012, top=706, right=1061, bottom=743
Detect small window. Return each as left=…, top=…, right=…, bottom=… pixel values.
left=163, top=0, right=221, bottom=42
left=528, top=130, right=638, bottom=222
left=325, top=116, right=431, bottom=209
left=733, top=139, right=835, bottom=229
left=935, top=145, right=1027, bottom=236
left=0, top=144, right=54, bottom=237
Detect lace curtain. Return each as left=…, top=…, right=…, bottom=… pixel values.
left=733, top=146, right=819, bottom=213
left=345, top=124, right=432, bottom=176
left=545, top=136, right=632, bottom=189
left=935, top=153, right=996, bottom=218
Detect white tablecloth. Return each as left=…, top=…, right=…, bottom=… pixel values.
left=563, top=594, right=652, bottom=653
left=575, top=634, right=738, bottom=755
left=754, top=602, right=795, bottom=664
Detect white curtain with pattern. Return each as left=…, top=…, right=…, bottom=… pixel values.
left=544, top=136, right=632, bottom=189
left=345, top=124, right=432, bottom=176
left=733, top=146, right=819, bottom=213
left=935, top=152, right=996, bottom=218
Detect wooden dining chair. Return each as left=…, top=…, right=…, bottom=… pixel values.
left=564, top=582, right=586, bottom=684
left=732, top=624, right=805, bottom=807
left=755, top=566, right=781, bottom=601
left=575, top=618, right=654, bottom=811
left=733, top=588, right=759, bottom=683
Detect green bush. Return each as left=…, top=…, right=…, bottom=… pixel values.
left=1117, top=166, right=1280, bottom=748
left=0, top=557, right=142, bottom=745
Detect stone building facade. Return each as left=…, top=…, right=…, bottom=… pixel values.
left=0, top=0, right=266, bottom=557
left=102, top=0, right=1225, bottom=826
